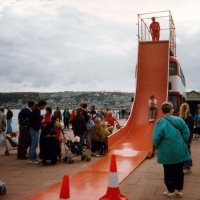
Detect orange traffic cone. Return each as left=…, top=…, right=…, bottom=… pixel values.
left=59, top=175, right=70, bottom=199
left=99, top=154, right=128, bottom=200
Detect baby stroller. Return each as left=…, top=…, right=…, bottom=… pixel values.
left=63, top=132, right=91, bottom=164
left=0, top=131, right=18, bottom=156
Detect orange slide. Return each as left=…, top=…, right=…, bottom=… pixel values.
left=26, top=41, right=169, bottom=200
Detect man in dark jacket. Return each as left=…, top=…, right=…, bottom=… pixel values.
left=17, top=101, right=35, bottom=159
left=29, top=100, right=47, bottom=164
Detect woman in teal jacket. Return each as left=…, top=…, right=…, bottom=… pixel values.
left=153, top=102, right=190, bottom=198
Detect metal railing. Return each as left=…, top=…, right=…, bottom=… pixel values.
left=137, top=10, right=176, bottom=57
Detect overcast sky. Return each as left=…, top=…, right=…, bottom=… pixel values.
left=0, top=0, right=199, bottom=93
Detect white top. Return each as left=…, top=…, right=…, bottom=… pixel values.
left=149, top=98, right=157, bottom=108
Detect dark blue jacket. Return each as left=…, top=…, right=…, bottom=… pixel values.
left=29, top=108, right=42, bottom=131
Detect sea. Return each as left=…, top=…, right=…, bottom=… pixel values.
left=6, top=109, right=64, bottom=132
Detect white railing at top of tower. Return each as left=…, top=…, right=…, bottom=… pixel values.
left=137, top=10, right=176, bottom=57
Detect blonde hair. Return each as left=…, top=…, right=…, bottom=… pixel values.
left=94, top=117, right=101, bottom=124
left=180, top=103, right=190, bottom=119
left=101, top=122, right=106, bottom=128
left=107, top=110, right=113, bottom=116
left=55, top=121, right=61, bottom=129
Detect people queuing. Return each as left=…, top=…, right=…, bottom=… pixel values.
left=10, top=99, right=200, bottom=169
left=10, top=102, right=125, bottom=166
left=5, top=98, right=200, bottom=200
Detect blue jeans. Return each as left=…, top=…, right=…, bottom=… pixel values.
left=30, top=128, right=40, bottom=161
left=149, top=108, right=156, bottom=120
left=6, top=119, right=12, bottom=133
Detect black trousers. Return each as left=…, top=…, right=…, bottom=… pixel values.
left=163, top=162, right=184, bottom=192
left=64, top=117, right=70, bottom=129
left=91, top=140, right=100, bottom=153
left=17, top=126, right=31, bottom=159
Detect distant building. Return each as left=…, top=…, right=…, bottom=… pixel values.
left=186, top=90, right=200, bottom=116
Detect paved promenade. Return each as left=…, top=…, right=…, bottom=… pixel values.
left=0, top=120, right=200, bottom=200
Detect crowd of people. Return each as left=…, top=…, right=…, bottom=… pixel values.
left=1, top=98, right=200, bottom=197
left=0, top=101, right=124, bottom=165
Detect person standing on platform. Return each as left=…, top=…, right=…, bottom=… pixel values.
left=149, top=17, right=160, bottom=41
left=6, top=107, right=13, bottom=134
left=153, top=102, right=190, bottom=198
left=17, top=101, right=35, bottom=160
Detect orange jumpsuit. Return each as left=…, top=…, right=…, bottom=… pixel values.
left=149, top=21, right=160, bottom=41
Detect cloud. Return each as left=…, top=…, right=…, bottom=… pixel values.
left=0, top=0, right=200, bottom=93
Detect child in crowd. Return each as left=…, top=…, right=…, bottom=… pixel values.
left=99, top=122, right=110, bottom=155
left=90, top=117, right=102, bottom=157
left=10, top=132, right=18, bottom=145
left=53, top=121, right=63, bottom=146
left=86, top=114, right=94, bottom=149
left=103, top=110, right=120, bottom=133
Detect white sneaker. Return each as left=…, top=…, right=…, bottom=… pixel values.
left=30, top=160, right=40, bottom=164
left=33, top=160, right=40, bottom=164
left=163, top=191, right=175, bottom=197
left=183, top=169, right=191, bottom=174
left=176, top=191, right=183, bottom=197
left=91, top=153, right=96, bottom=157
